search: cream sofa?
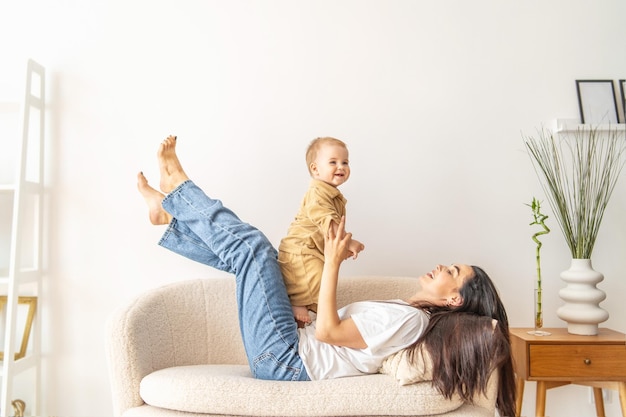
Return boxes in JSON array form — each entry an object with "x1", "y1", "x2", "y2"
[{"x1": 106, "y1": 276, "x2": 497, "y2": 417}]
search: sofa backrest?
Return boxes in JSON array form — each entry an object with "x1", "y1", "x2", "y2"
[{"x1": 130, "y1": 276, "x2": 420, "y2": 366}]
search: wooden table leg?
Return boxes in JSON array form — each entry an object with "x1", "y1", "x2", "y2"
[
  {"x1": 535, "y1": 381, "x2": 571, "y2": 417},
  {"x1": 618, "y1": 382, "x2": 626, "y2": 417},
  {"x1": 535, "y1": 381, "x2": 548, "y2": 417},
  {"x1": 593, "y1": 387, "x2": 605, "y2": 417},
  {"x1": 515, "y1": 377, "x2": 525, "y2": 417}
]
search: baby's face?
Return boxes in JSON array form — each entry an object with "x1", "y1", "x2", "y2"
[{"x1": 311, "y1": 144, "x2": 350, "y2": 187}]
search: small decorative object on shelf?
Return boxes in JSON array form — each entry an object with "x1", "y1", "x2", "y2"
[
  {"x1": 575, "y1": 80, "x2": 619, "y2": 124},
  {"x1": 619, "y1": 80, "x2": 626, "y2": 123},
  {"x1": 527, "y1": 198, "x2": 551, "y2": 336},
  {"x1": 11, "y1": 399, "x2": 25, "y2": 417},
  {"x1": 0, "y1": 296, "x2": 37, "y2": 360}
]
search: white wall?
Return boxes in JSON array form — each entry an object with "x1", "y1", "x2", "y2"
[{"x1": 2, "y1": 1, "x2": 626, "y2": 416}]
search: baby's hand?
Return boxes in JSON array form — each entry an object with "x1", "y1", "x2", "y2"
[{"x1": 346, "y1": 239, "x2": 365, "y2": 260}]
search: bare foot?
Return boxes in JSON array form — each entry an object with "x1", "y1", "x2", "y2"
[
  {"x1": 158, "y1": 135, "x2": 190, "y2": 193},
  {"x1": 292, "y1": 305, "x2": 312, "y2": 325},
  {"x1": 137, "y1": 172, "x2": 172, "y2": 225}
]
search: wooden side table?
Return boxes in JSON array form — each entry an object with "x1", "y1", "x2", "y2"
[{"x1": 510, "y1": 328, "x2": 626, "y2": 417}]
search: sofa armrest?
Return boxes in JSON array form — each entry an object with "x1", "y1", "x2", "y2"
[
  {"x1": 106, "y1": 291, "x2": 199, "y2": 415},
  {"x1": 106, "y1": 299, "x2": 155, "y2": 415},
  {"x1": 105, "y1": 278, "x2": 247, "y2": 416}
]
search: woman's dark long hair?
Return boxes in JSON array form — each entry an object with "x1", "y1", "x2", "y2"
[{"x1": 408, "y1": 266, "x2": 516, "y2": 417}]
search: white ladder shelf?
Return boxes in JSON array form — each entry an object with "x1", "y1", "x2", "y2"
[{"x1": 0, "y1": 59, "x2": 45, "y2": 417}]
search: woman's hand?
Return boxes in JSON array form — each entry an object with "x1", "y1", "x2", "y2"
[
  {"x1": 326, "y1": 217, "x2": 364, "y2": 260},
  {"x1": 324, "y1": 216, "x2": 353, "y2": 266}
]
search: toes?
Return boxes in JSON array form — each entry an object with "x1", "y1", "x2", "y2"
[
  {"x1": 162, "y1": 135, "x2": 177, "y2": 148},
  {"x1": 137, "y1": 172, "x2": 148, "y2": 188}
]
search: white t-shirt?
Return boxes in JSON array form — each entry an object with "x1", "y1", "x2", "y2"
[{"x1": 297, "y1": 300, "x2": 428, "y2": 380}]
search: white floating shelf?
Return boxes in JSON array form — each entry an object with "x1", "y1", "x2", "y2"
[{"x1": 553, "y1": 118, "x2": 626, "y2": 133}]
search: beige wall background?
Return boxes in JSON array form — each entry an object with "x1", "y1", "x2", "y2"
[{"x1": 2, "y1": 1, "x2": 625, "y2": 415}]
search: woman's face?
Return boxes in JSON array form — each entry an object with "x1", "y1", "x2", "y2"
[{"x1": 414, "y1": 264, "x2": 475, "y2": 306}]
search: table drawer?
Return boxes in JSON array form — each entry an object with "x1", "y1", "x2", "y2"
[{"x1": 529, "y1": 345, "x2": 626, "y2": 378}]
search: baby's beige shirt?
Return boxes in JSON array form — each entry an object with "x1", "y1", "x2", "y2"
[{"x1": 278, "y1": 179, "x2": 347, "y2": 260}]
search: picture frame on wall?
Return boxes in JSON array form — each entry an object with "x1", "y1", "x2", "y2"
[
  {"x1": 619, "y1": 80, "x2": 626, "y2": 123},
  {"x1": 575, "y1": 80, "x2": 619, "y2": 124}
]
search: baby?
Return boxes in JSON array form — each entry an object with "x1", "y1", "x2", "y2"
[{"x1": 278, "y1": 137, "x2": 364, "y2": 325}]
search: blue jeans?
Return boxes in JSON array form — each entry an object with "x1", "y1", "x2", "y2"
[{"x1": 158, "y1": 180, "x2": 309, "y2": 381}]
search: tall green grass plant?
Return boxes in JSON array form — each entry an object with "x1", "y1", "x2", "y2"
[{"x1": 524, "y1": 126, "x2": 626, "y2": 259}]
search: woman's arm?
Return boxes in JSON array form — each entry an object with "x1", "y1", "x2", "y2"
[{"x1": 314, "y1": 216, "x2": 367, "y2": 349}]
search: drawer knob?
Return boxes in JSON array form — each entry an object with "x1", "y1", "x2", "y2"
[{"x1": 584, "y1": 358, "x2": 591, "y2": 365}]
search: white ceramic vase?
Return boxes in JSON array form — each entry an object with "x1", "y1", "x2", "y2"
[{"x1": 556, "y1": 258, "x2": 609, "y2": 335}]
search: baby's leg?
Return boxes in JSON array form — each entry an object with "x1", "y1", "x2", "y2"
[{"x1": 292, "y1": 305, "x2": 311, "y2": 326}]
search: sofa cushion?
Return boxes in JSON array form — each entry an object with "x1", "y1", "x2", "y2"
[
  {"x1": 140, "y1": 364, "x2": 464, "y2": 416},
  {"x1": 380, "y1": 346, "x2": 433, "y2": 385}
]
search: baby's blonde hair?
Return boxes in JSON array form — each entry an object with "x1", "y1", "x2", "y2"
[{"x1": 305, "y1": 137, "x2": 348, "y2": 175}]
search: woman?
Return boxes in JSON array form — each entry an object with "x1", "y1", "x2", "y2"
[{"x1": 138, "y1": 136, "x2": 516, "y2": 416}]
